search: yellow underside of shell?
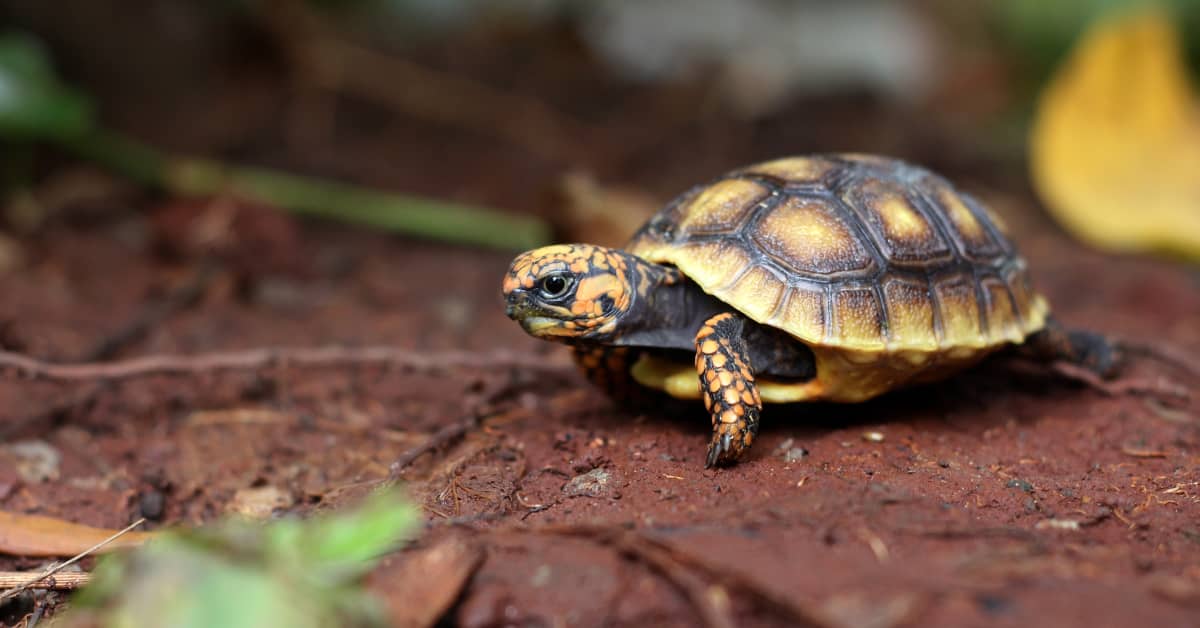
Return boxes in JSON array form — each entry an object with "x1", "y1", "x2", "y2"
[{"x1": 631, "y1": 344, "x2": 1001, "y2": 403}]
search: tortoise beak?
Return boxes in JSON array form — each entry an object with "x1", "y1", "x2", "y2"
[{"x1": 504, "y1": 290, "x2": 529, "y2": 320}]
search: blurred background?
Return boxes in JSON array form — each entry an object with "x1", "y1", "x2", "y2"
[
  {"x1": 1, "y1": 0, "x2": 1198, "y2": 282},
  {"x1": 1, "y1": 5, "x2": 1199, "y2": 625}
]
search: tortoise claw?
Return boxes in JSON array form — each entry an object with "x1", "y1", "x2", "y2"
[
  {"x1": 704, "y1": 413, "x2": 758, "y2": 468},
  {"x1": 705, "y1": 433, "x2": 735, "y2": 468}
]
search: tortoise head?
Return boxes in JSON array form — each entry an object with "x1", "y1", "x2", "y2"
[{"x1": 502, "y1": 244, "x2": 637, "y2": 340}]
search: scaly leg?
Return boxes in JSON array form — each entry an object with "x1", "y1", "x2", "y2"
[
  {"x1": 695, "y1": 312, "x2": 762, "y2": 468},
  {"x1": 1024, "y1": 316, "x2": 1122, "y2": 378},
  {"x1": 571, "y1": 344, "x2": 645, "y2": 404}
]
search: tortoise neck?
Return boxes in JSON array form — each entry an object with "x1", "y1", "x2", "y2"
[
  {"x1": 610, "y1": 258, "x2": 727, "y2": 350},
  {"x1": 625, "y1": 257, "x2": 683, "y2": 324}
]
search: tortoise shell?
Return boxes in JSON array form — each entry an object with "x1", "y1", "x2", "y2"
[{"x1": 627, "y1": 155, "x2": 1049, "y2": 362}]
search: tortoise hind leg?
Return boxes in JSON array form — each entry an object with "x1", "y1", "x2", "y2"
[
  {"x1": 1023, "y1": 317, "x2": 1122, "y2": 378},
  {"x1": 695, "y1": 312, "x2": 762, "y2": 468}
]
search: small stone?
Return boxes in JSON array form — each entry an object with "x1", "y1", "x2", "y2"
[
  {"x1": 227, "y1": 486, "x2": 294, "y2": 519},
  {"x1": 783, "y1": 448, "x2": 808, "y2": 463},
  {"x1": 1006, "y1": 479, "x2": 1034, "y2": 493},
  {"x1": 4, "y1": 440, "x2": 61, "y2": 483},
  {"x1": 862, "y1": 431, "x2": 885, "y2": 442},
  {"x1": 530, "y1": 564, "x2": 553, "y2": 588},
  {"x1": 1035, "y1": 518, "x2": 1080, "y2": 531},
  {"x1": 563, "y1": 468, "x2": 613, "y2": 498}
]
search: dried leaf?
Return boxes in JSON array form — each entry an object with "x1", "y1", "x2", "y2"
[
  {"x1": 0, "y1": 511, "x2": 153, "y2": 557},
  {"x1": 1030, "y1": 8, "x2": 1200, "y2": 260}
]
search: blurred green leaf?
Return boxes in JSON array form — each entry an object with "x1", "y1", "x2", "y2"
[
  {"x1": 0, "y1": 32, "x2": 94, "y2": 140},
  {"x1": 278, "y1": 489, "x2": 419, "y2": 572},
  {"x1": 60, "y1": 489, "x2": 419, "y2": 628}
]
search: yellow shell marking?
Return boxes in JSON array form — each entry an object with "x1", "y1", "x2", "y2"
[
  {"x1": 938, "y1": 189, "x2": 984, "y2": 242},
  {"x1": 677, "y1": 179, "x2": 766, "y2": 234},
  {"x1": 722, "y1": 266, "x2": 785, "y2": 323},
  {"x1": 743, "y1": 157, "x2": 833, "y2": 183},
  {"x1": 754, "y1": 197, "x2": 864, "y2": 273},
  {"x1": 878, "y1": 194, "x2": 930, "y2": 240},
  {"x1": 882, "y1": 279, "x2": 938, "y2": 350}
]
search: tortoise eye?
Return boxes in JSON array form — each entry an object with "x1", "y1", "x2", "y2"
[{"x1": 538, "y1": 274, "x2": 572, "y2": 299}]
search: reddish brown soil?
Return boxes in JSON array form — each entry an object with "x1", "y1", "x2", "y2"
[{"x1": 0, "y1": 15, "x2": 1198, "y2": 628}]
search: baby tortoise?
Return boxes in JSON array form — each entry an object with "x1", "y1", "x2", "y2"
[{"x1": 503, "y1": 155, "x2": 1118, "y2": 468}]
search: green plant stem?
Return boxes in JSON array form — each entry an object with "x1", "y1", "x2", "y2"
[
  {"x1": 62, "y1": 129, "x2": 166, "y2": 187},
  {"x1": 61, "y1": 129, "x2": 551, "y2": 251}
]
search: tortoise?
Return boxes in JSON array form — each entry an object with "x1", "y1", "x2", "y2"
[{"x1": 502, "y1": 155, "x2": 1118, "y2": 467}]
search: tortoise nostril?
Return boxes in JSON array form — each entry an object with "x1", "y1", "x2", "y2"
[{"x1": 504, "y1": 291, "x2": 525, "y2": 318}]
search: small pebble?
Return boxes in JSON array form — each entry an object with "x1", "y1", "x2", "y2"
[
  {"x1": 139, "y1": 489, "x2": 166, "y2": 521},
  {"x1": 4, "y1": 440, "x2": 61, "y2": 483},
  {"x1": 228, "y1": 486, "x2": 294, "y2": 519},
  {"x1": 862, "y1": 431, "x2": 885, "y2": 443},
  {"x1": 783, "y1": 448, "x2": 808, "y2": 463},
  {"x1": 1006, "y1": 479, "x2": 1034, "y2": 493},
  {"x1": 563, "y1": 468, "x2": 613, "y2": 498}
]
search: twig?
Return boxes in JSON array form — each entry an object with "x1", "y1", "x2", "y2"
[
  {"x1": 0, "y1": 346, "x2": 573, "y2": 383},
  {"x1": 26, "y1": 600, "x2": 45, "y2": 628},
  {"x1": 388, "y1": 372, "x2": 526, "y2": 480},
  {"x1": 0, "y1": 518, "x2": 145, "y2": 602},
  {"x1": 498, "y1": 524, "x2": 834, "y2": 628},
  {"x1": 612, "y1": 535, "x2": 737, "y2": 628},
  {"x1": 894, "y1": 525, "x2": 1041, "y2": 544},
  {"x1": 387, "y1": 416, "x2": 481, "y2": 480},
  {"x1": 82, "y1": 260, "x2": 219, "y2": 361},
  {"x1": 0, "y1": 572, "x2": 89, "y2": 590}
]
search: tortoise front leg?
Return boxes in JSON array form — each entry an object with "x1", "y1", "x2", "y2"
[{"x1": 695, "y1": 312, "x2": 762, "y2": 468}]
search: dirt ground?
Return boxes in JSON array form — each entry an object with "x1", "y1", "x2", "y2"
[{"x1": 1, "y1": 17, "x2": 1199, "y2": 628}]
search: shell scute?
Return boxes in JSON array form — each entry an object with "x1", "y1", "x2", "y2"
[
  {"x1": 751, "y1": 196, "x2": 877, "y2": 277},
  {"x1": 675, "y1": 179, "x2": 767, "y2": 236},
  {"x1": 839, "y1": 176, "x2": 954, "y2": 266},
  {"x1": 832, "y1": 287, "x2": 886, "y2": 351},
  {"x1": 737, "y1": 156, "x2": 837, "y2": 185},
  {"x1": 880, "y1": 276, "x2": 938, "y2": 350}
]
